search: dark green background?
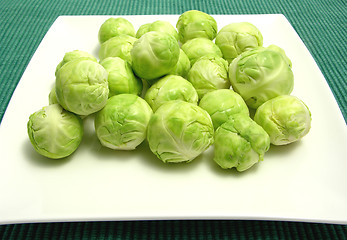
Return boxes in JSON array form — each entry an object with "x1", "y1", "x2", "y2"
[{"x1": 0, "y1": 0, "x2": 346, "y2": 239}]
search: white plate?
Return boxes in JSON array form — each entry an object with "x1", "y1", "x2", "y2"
[{"x1": 0, "y1": 14, "x2": 346, "y2": 225}]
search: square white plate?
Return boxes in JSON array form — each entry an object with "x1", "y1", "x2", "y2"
[{"x1": 0, "y1": 14, "x2": 346, "y2": 225}]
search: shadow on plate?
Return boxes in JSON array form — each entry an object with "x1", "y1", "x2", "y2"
[{"x1": 22, "y1": 140, "x2": 72, "y2": 167}]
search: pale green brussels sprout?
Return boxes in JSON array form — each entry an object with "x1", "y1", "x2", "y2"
[
  {"x1": 147, "y1": 100, "x2": 214, "y2": 163},
  {"x1": 55, "y1": 59, "x2": 109, "y2": 116},
  {"x1": 131, "y1": 31, "x2": 180, "y2": 82},
  {"x1": 49, "y1": 84, "x2": 58, "y2": 104},
  {"x1": 229, "y1": 46, "x2": 294, "y2": 109},
  {"x1": 168, "y1": 49, "x2": 191, "y2": 79},
  {"x1": 187, "y1": 55, "x2": 229, "y2": 99},
  {"x1": 98, "y1": 17, "x2": 136, "y2": 43},
  {"x1": 136, "y1": 20, "x2": 179, "y2": 41},
  {"x1": 176, "y1": 10, "x2": 217, "y2": 44},
  {"x1": 100, "y1": 57, "x2": 142, "y2": 97},
  {"x1": 214, "y1": 114, "x2": 270, "y2": 171},
  {"x1": 98, "y1": 35, "x2": 137, "y2": 64},
  {"x1": 254, "y1": 95, "x2": 312, "y2": 145},
  {"x1": 144, "y1": 75, "x2": 198, "y2": 111},
  {"x1": 27, "y1": 104, "x2": 83, "y2": 159},
  {"x1": 55, "y1": 50, "x2": 97, "y2": 76},
  {"x1": 215, "y1": 22, "x2": 263, "y2": 63},
  {"x1": 267, "y1": 44, "x2": 292, "y2": 67},
  {"x1": 95, "y1": 94, "x2": 153, "y2": 150},
  {"x1": 199, "y1": 89, "x2": 249, "y2": 130},
  {"x1": 181, "y1": 38, "x2": 223, "y2": 65}
]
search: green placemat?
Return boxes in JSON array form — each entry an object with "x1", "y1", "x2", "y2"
[{"x1": 0, "y1": 0, "x2": 346, "y2": 239}]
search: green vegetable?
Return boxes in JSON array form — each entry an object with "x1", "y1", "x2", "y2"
[
  {"x1": 176, "y1": 10, "x2": 218, "y2": 44},
  {"x1": 27, "y1": 104, "x2": 84, "y2": 159},
  {"x1": 215, "y1": 22, "x2": 263, "y2": 64},
  {"x1": 48, "y1": 84, "x2": 58, "y2": 105},
  {"x1": 254, "y1": 95, "x2": 312, "y2": 145},
  {"x1": 94, "y1": 94, "x2": 153, "y2": 150},
  {"x1": 229, "y1": 45, "x2": 294, "y2": 109},
  {"x1": 181, "y1": 38, "x2": 223, "y2": 66},
  {"x1": 187, "y1": 55, "x2": 229, "y2": 99},
  {"x1": 131, "y1": 31, "x2": 180, "y2": 83},
  {"x1": 199, "y1": 89, "x2": 249, "y2": 130},
  {"x1": 100, "y1": 57, "x2": 142, "y2": 97},
  {"x1": 55, "y1": 50, "x2": 97, "y2": 76},
  {"x1": 168, "y1": 49, "x2": 191, "y2": 79},
  {"x1": 214, "y1": 114, "x2": 270, "y2": 171},
  {"x1": 98, "y1": 17, "x2": 136, "y2": 43},
  {"x1": 98, "y1": 35, "x2": 137, "y2": 64},
  {"x1": 147, "y1": 100, "x2": 214, "y2": 163},
  {"x1": 136, "y1": 20, "x2": 179, "y2": 41},
  {"x1": 144, "y1": 75, "x2": 198, "y2": 111},
  {"x1": 55, "y1": 59, "x2": 109, "y2": 116}
]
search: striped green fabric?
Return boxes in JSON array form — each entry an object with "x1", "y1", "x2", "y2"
[{"x1": 0, "y1": 0, "x2": 346, "y2": 239}]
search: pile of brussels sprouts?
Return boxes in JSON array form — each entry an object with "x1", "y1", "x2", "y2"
[{"x1": 27, "y1": 10, "x2": 312, "y2": 172}]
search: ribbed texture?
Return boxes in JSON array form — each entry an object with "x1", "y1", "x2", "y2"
[
  {"x1": 1, "y1": 220, "x2": 347, "y2": 239},
  {"x1": 0, "y1": 0, "x2": 346, "y2": 239}
]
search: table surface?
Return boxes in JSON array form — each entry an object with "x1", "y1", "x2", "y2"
[{"x1": 0, "y1": 0, "x2": 346, "y2": 239}]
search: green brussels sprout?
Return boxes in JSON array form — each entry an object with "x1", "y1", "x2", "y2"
[
  {"x1": 48, "y1": 84, "x2": 58, "y2": 105},
  {"x1": 254, "y1": 95, "x2": 312, "y2": 145},
  {"x1": 176, "y1": 10, "x2": 218, "y2": 44},
  {"x1": 94, "y1": 94, "x2": 153, "y2": 150},
  {"x1": 181, "y1": 38, "x2": 223, "y2": 65},
  {"x1": 215, "y1": 22, "x2": 263, "y2": 63},
  {"x1": 199, "y1": 89, "x2": 249, "y2": 130},
  {"x1": 214, "y1": 114, "x2": 270, "y2": 171},
  {"x1": 55, "y1": 50, "x2": 97, "y2": 76},
  {"x1": 55, "y1": 59, "x2": 109, "y2": 116},
  {"x1": 168, "y1": 49, "x2": 191, "y2": 79},
  {"x1": 98, "y1": 35, "x2": 137, "y2": 64},
  {"x1": 144, "y1": 75, "x2": 198, "y2": 111},
  {"x1": 187, "y1": 55, "x2": 229, "y2": 99},
  {"x1": 229, "y1": 46, "x2": 294, "y2": 109},
  {"x1": 136, "y1": 20, "x2": 179, "y2": 41},
  {"x1": 100, "y1": 57, "x2": 142, "y2": 97},
  {"x1": 147, "y1": 100, "x2": 214, "y2": 163},
  {"x1": 267, "y1": 44, "x2": 292, "y2": 67},
  {"x1": 131, "y1": 31, "x2": 180, "y2": 82},
  {"x1": 27, "y1": 104, "x2": 84, "y2": 159},
  {"x1": 98, "y1": 17, "x2": 136, "y2": 43}
]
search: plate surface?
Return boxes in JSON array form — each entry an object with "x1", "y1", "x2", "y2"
[{"x1": 0, "y1": 14, "x2": 346, "y2": 225}]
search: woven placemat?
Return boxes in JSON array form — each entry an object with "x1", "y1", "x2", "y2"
[{"x1": 0, "y1": 0, "x2": 346, "y2": 239}]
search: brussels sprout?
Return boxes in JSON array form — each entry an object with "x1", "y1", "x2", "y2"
[
  {"x1": 267, "y1": 44, "x2": 292, "y2": 67},
  {"x1": 98, "y1": 35, "x2": 137, "y2": 64},
  {"x1": 181, "y1": 38, "x2": 223, "y2": 65},
  {"x1": 49, "y1": 84, "x2": 58, "y2": 105},
  {"x1": 144, "y1": 75, "x2": 198, "y2": 111},
  {"x1": 199, "y1": 89, "x2": 249, "y2": 130},
  {"x1": 136, "y1": 20, "x2": 179, "y2": 41},
  {"x1": 131, "y1": 31, "x2": 180, "y2": 82},
  {"x1": 100, "y1": 57, "x2": 142, "y2": 97},
  {"x1": 55, "y1": 50, "x2": 97, "y2": 76},
  {"x1": 98, "y1": 17, "x2": 136, "y2": 43},
  {"x1": 254, "y1": 95, "x2": 311, "y2": 145},
  {"x1": 27, "y1": 104, "x2": 83, "y2": 159},
  {"x1": 187, "y1": 55, "x2": 229, "y2": 99},
  {"x1": 214, "y1": 114, "x2": 270, "y2": 171},
  {"x1": 215, "y1": 22, "x2": 263, "y2": 63},
  {"x1": 176, "y1": 10, "x2": 217, "y2": 44},
  {"x1": 95, "y1": 94, "x2": 153, "y2": 150},
  {"x1": 55, "y1": 59, "x2": 109, "y2": 116},
  {"x1": 147, "y1": 100, "x2": 214, "y2": 163},
  {"x1": 229, "y1": 46, "x2": 294, "y2": 109},
  {"x1": 168, "y1": 49, "x2": 191, "y2": 79}
]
